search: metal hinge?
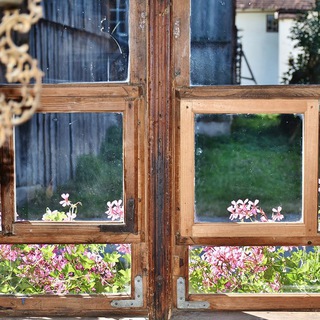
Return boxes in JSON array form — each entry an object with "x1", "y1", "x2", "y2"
[
  {"x1": 111, "y1": 276, "x2": 143, "y2": 308},
  {"x1": 177, "y1": 277, "x2": 210, "y2": 309}
]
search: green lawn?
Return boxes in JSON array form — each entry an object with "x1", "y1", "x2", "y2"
[{"x1": 195, "y1": 114, "x2": 302, "y2": 220}]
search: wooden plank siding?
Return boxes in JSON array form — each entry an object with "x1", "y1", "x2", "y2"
[{"x1": 30, "y1": 0, "x2": 129, "y2": 83}]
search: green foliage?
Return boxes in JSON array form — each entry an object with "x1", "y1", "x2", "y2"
[
  {"x1": 0, "y1": 244, "x2": 131, "y2": 295},
  {"x1": 195, "y1": 115, "x2": 302, "y2": 217},
  {"x1": 17, "y1": 124, "x2": 123, "y2": 220},
  {"x1": 75, "y1": 155, "x2": 103, "y2": 185},
  {"x1": 283, "y1": 1, "x2": 320, "y2": 84},
  {"x1": 0, "y1": 200, "x2": 130, "y2": 295},
  {"x1": 189, "y1": 246, "x2": 320, "y2": 294},
  {"x1": 71, "y1": 125, "x2": 123, "y2": 218},
  {"x1": 99, "y1": 125, "x2": 123, "y2": 163}
]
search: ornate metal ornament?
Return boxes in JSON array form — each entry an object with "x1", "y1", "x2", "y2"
[{"x1": 0, "y1": 0, "x2": 42, "y2": 146}]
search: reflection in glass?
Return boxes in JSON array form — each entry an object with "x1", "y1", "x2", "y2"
[
  {"x1": 189, "y1": 246, "x2": 320, "y2": 294},
  {"x1": 190, "y1": 0, "x2": 235, "y2": 85},
  {"x1": 0, "y1": 243, "x2": 131, "y2": 294},
  {"x1": 15, "y1": 113, "x2": 123, "y2": 221},
  {"x1": 190, "y1": 0, "x2": 318, "y2": 86},
  {"x1": 195, "y1": 113, "x2": 303, "y2": 223},
  {"x1": 30, "y1": 0, "x2": 129, "y2": 83}
]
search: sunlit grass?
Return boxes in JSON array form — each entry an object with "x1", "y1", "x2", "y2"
[{"x1": 195, "y1": 114, "x2": 302, "y2": 218}]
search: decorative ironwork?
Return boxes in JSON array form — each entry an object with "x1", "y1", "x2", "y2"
[{"x1": 0, "y1": 0, "x2": 42, "y2": 146}]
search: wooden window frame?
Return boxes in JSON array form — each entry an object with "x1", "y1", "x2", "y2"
[
  {"x1": 0, "y1": 1, "x2": 148, "y2": 316},
  {"x1": 0, "y1": 84, "x2": 148, "y2": 316},
  {"x1": 0, "y1": 0, "x2": 147, "y2": 243},
  {"x1": 174, "y1": 88, "x2": 320, "y2": 248},
  {"x1": 173, "y1": 87, "x2": 320, "y2": 312},
  {"x1": 1, "y1": 84, "x2": 144, "y2": 243},
  {"x1": 172, "y1": 1, "x2": 320, "y2": 314},
  {"x1": 178, "y1": 96, "x2": 319, "y2": 241}
]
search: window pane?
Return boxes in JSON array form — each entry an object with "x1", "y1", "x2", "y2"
[
  {"x1": 195, "y1": 114, "x2": 303, "y2": 223},
  {"x1": 30, "y1": 0, "x2": 129, "y2": 83},
  {"x1": 0, "y1": 243, "x2": 131, "y2": 294},
  {"x1": 189, "y1": 246, "x2": 320, "y2": 294},
  {"x1": 190, "y1": 0, "x2": 235, "y2": 85},
  {"x1": 15, "y1": 113, "x2": 124, "y2": 222},
  {"x1": 190, "y1": 0, "x2": 318, "y2": 85}
]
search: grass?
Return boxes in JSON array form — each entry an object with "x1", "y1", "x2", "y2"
[
  {"x1": 195, "y1": 114, "x2": 303, "y2": 219},
  {"x1": 18, "y1": 115, "x2": 303, "y2": 222},
  {"x1": 17, "y1": 126, "x2": 123, "y2": 221}
]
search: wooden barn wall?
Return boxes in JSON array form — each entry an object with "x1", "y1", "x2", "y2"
[
  {"x1": 15, "y1": 113, "x2": 120, "y2": 190},
  {"x1": 29, "y1": 0, "x2": 129, "y2": 83},
  {"x1": 190, "y1": 0, "x2": 236, "y2": 85},
  {"x1": 14, "y1": 0, "x2": 128, "y2": 191}
]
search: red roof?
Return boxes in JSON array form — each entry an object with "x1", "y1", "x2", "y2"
[{"x1": 237, "y1": 0, "x2": 315, "y2": 10}]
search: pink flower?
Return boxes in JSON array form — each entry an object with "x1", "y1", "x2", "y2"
[
  {"x1": 272, "y1": 206, "x2": 284, "y2": 221},
  {"x1": 227, "y1": 201, "x2": 239, "y2": 220},
  {"x1": 117, "y1": 244, "x2": 131, "y2": 255},
  {"x1": 248, "y1": 199, "x2": 260, "y2": 217},
  {"x1": 59, "y1": 193, "x2": 71, "y2": 207},
  {"x1": 105, "y1": 200, "x2": 124, "y2": 221},
  {"x1": 260, "y1": 214, "x2": 268, "y2": 222},
  {"x1": 63, "y1": 211, "x2": 76, "y2": 221}
]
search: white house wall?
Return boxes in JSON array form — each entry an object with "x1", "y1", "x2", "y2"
[
  {"x1": 236, "y1": 11, "x2": 279, "y2": 85},
  {"x1": 278, "y1": 17, "x2": 298, "y2": 84}
]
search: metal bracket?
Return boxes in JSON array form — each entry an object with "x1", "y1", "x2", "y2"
[
  {"x1": 177, "y1": 277, "x2": 210, "y2": 309},
  {"x1": 111, "y1": 276, "x2": 143, "y2": 308}
]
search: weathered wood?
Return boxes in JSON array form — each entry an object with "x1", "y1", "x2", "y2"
[
  {"x1": 171, "y1": 311, "x2": 320, "y2": 320},
  {"x1": 178, "y1": 98, "x2": 319, "y2": 240},
  {"x1": 177, "y1": 235, "x2": 320, "y2": 246},
  {"x1": 190, "y1": 0, "x2": 236, "y2": 85},
  {"x1": 0, "y1": 295, "x2": 147, "y2": 317},
  {"x1": 130, "y1": 0, "x2": 147, "y2": 84},
  {"x1": 0, "y1": 84, "x2": 141, "y2": 98},
  {"x1": 15, "y1": 112, "x2": 121, "y2": 197},
  {"x1": 190, "y1": 294, "x2": 320, "y2": 311},
  {"x1": 0, "y1": 137, "x2": 15, "y2": 235},
  {"x1": 147, "y1": 0, "x2": 173, "y2": 319},
  {"x1": 172, "y1": 0, "x2": 190, "y2": 86},
  {"x1": 177, "y1": 85, "x2": 320, "y2": 99}
]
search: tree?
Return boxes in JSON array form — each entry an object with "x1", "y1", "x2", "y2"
[{"x1": 283, "y1": 0, "x2": 320, "y2": 84}]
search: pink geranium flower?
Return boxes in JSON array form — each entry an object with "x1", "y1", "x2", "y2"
[
  {"x1": 59, "y1": 193, "x2": 71, "y2": 207},
  {"x1": 105, "y1": 200, "x2": 124, "y2": 221},
  {"x1": 272, "y1": 206, "x2": 284, "y2": 221}
]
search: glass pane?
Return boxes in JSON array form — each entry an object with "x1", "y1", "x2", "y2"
[
  {"x1": 190, "y1": 0, "x2": 235, "y2": 85},
  {"x1": 189, "y1": 246, "x2": 320, "y2": 294},
  {"x1": 31, "y1": 0, "x2": 129, "y2": 83},
  {"x1": 191, "y1": 0, "x2": 319, "y2": 85},
  {"x1": 0, "y1": 243, "x2": 131, "y2": 294},
  {"x1": 195, "y1": 114, "x2": 303, "y2": 223},
  {"x1": 15, "y1": 113, "x2": 124, "y2": 222}
]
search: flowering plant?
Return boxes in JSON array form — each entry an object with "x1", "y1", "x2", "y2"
[
  {"x1": 189, "y1": 199, "x2": 320, "y2": 294},
  {"x1": 227, "y1": 199, "x2": 283, "y2": 222},
  {"x1": 0, "y1": 194, "x2": 131, "y2": 295}
]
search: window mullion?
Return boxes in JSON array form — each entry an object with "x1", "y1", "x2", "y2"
[{"x1": 1, "y1": 135, "x2": 15, "y2": 235}]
